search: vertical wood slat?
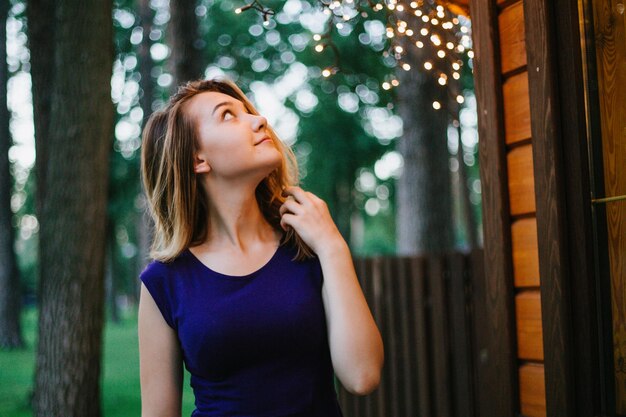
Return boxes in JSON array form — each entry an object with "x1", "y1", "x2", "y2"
[
  {"x1": 555, "y1": 0, "x2": 599, "y2": 414},
  {"x1": 522, "y1": 0, "x2": 575, "y2": 415},
  {"x1": 411, "y1": 256, "x2": 432, "y2": 417},
  {"x1": 397, "y1": 257, "x2": 415, "y2": 417},
  {"x1": 339, "y1": 251, "x2": 482, "y2": 417},
  {"x1": 382, "y1": 256, "x2": 400, "y2": 417},
  {"x1": 469, "y1": 0, "x2": 519, "y2": 416},
  {"x1": 448, "y1": 253, "x2": 475, "y2": 416},
  {"x1": 468, "y1": 249, "x2": 487, "y2": 417},
  {"x1": 429, "y1": 256, "x2": 452, "y2": 417}
]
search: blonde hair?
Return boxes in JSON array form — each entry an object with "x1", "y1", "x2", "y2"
[{"x1": 141, "y1": 78, "x2": 314, "y2": 262}]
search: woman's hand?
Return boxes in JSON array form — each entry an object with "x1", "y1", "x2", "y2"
[{"x1": 279, "y1": 185, "x2": 344, "y2": 256}]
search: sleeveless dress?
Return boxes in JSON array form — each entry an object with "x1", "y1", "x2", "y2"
[{"x1": 139, "y1": 241, "x2": 344, "y2": 417}]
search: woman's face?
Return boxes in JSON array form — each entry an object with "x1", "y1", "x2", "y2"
[{"x1": 186, "y1": 91, "x2": 282, "y2": 181}]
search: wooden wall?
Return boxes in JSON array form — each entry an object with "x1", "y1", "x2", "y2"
[
  {"x1": 497, "y1": 1, "x2": 546, "y2": 415},
  {"x1": 591, "y1": 0, "x2": 626, "y2": 411},
  {"x1": 470, "y1": 0, "x2": 547, "y2": 415}
]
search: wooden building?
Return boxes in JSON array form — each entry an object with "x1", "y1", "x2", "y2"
[{"x1": 447, "y1": 0, "x2": 626, "y2": 416}]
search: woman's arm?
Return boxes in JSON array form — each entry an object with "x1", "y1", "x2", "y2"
[
  {"x1": 138, "y1": 283, "x2": 183, "y2": 417},
  {"x1": 317, "y1": 240, "x2": 384, "y2": 396},
  {"x1": 279, "y1": 186, "x2": 384, "y2": 395}
]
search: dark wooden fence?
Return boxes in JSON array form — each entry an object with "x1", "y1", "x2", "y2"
[{"x1": 337, "y1": 250, "x2": 484, "y2": 417}]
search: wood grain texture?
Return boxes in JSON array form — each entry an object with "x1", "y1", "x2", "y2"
[
  {"x1": 523, "y1": 0, "x2": 575, "y2": 414},
  {"x1": 515, "y1": 290, "x2": 544, "y2": 360},
  {"x1": 511, "y1": 217, "x2": 540, "y2": 287},
  {"x1": 591, "y1": 0, "x2": 626, "y2": 410},
  {"x1": 503, "y1": 72, "x2": 532, "y2": 145},
  {"x1": 553, "y1": 0, "x2": 600, "y2": 414},
  {"x1": 337, "y1": 253, "x2": 481, "y2": 417},
  {"x1": 470, "y1": 0, "x2": 519, "y2": 415},
  {"x1": 499, "y1": 1, "x2": 527, "y2": 74},
  {"x1": 507, "y1": 144, "x2": 536, "y2": 215},
  {"x1": 519, "y1": 363, "x2": 547, "y2": 417}
]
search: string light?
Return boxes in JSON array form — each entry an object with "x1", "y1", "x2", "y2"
[{"x1": 234, "y1": 0, "x2": 474, "y2": 111}]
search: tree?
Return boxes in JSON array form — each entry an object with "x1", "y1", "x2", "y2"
[
  {"x1": 169, "y1": 0, "x2": 204, "y2": 87},
  {"x1": 28, "y1": 0, "x2": 114, "y2": 415},
  {"x1": 395, "y1": 36, "x2": 453, "y2": 255},
  {"x1": 0, "y1": 0, "x2": 24, "y2": 349}
]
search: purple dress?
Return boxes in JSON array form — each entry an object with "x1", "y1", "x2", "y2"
[{"x1": 139, "y1": 241, "x2": 344, "y2": 417}]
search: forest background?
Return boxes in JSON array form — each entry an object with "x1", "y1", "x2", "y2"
[{"x1": 0, "y1": 0, "x2": 481, "y2": 415}]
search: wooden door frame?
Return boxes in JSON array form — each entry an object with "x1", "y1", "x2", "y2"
[{"x1": 470, "y1": 0, "x2": 601, "y2": 415}]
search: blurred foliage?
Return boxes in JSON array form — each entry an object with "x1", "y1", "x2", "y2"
[{"x1": 7, "y1": 0, "x2": 481, "y2": 308}]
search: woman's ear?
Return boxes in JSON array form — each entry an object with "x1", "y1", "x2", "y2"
[{"x1": 194, "y1": 153, "x2": 211, "y2": 174}]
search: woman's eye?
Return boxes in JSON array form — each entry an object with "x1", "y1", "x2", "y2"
[{"x1": 222, "y1": 110, "x2": 235, "y2": 121}]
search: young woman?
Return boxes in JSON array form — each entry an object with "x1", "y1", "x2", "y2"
[{"x1": 138, "y1": 78, "x2": 384, "y2": 417}]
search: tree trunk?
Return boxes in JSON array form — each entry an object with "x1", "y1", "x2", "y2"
[
  {"x1": 456, "y1": 123, "x2": 478, "y2": 250},
  {"x1": 0, "y1": 0, "x2": 24, "y2": 350},
  {"x1": 30, "y1": 0, "x2": 114, "y2": 415},
  {"x1": 27, "y1": 0, "x2": 55, "y2": 216},
  {"x1": 395, "y1": 38, "x2": 454, "y2": 255},
  {"x1": 169, "y1": 0, "x2": 203, "y2": 88},
  {"x1": 105, "y1": 216, "x2": 120, "y2": 323},
  {"x1": 136, "y1": 0, "x2": 155, "y2": 291}
]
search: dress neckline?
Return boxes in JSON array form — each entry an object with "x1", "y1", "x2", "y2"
[{"x1": 185, "y1": 243, "x2": 283, "y2": 279}]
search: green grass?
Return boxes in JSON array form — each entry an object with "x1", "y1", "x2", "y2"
[{"x1": 0, "y1": 307, "x2": 195, "y2": 417}]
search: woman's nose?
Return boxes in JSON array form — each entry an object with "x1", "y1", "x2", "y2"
[{"x1": 252, "y1": 114, "x2": 267, "y2": 131}]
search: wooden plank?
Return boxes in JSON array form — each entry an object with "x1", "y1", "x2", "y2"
[
  {"x1": 396, "y1": 257, "x2": 415, "y2": 416},
  {"x1": 410, "y1": 256, "x2": 432, "y2": 417},
  {"x1": 447, "y1": 253, "x2": 475, "y2": 415},
  {"x1": 469, "y1": 0, "x2": 519, "y2": 415},
  {"x1": 523, "y1": 0, "x2": 576, "y2": 414},
  {"x1": 371, "y1": 257, "x2": 386, "y2": 417},
  {"x1": 502, "y1": 71, "x2": 532, "y2": 145},
  {"x1": 468, "y1": 249, "x2": 487, "y2": 417},
  {"x1": 507, "y1": 143, "x2": 536, "y2": 216},
  {"x1": 555, "y1": 0, "x2": 602, "y2": 413},
  {"x1": 591, "y1": 0, "x2": 626, "y2": 411},
  {"x1": 360, "y1": 257, "x2": 375, "y2": 417},
  {"x1": 429, "y1": 256, "x2": 452, "y2": 417},
  {"x1": 499, "y1": 1, "x2": 527, "y2": 74},
  {"x1": 515, "y1": 290, "x2": 544, "y2": 361},
  {"x1": 519, "y1": 363, "x2": 547, "y2": 417},
  {"x1": 381, "y1": 256, "x2": 400, "y2": 417},
  {"x1": 511, "y1": 217, "x2": 540, "y2": 287}
]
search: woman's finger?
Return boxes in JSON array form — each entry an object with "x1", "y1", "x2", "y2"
[
  {"x1": 280, "y1": 212, "x2": 297, "y2": 231},
  {"x1": 282, "y1": 186, "x2": 310, "y2": 206},
  {"x1": 279, "y1": 199, "x2": 303, "y2": 216}
]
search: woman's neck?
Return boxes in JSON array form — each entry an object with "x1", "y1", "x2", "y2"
[{"x1": 201, "y1": 181, "x2": 279, "y2": 253}]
